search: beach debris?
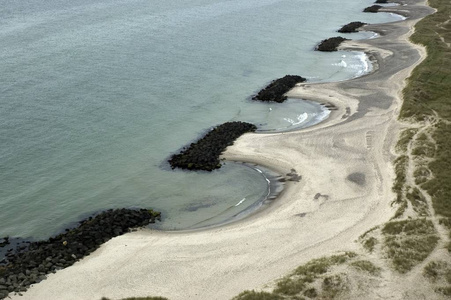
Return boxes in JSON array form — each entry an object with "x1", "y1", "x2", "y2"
[
  {"x1": 314, "y1": 193, "x2": 329, "y2": 200},
  {"x1": 342, "y1": 107, "x2": 351, "y2": 119},
  {"x1": 286, "y1": 169, "x2": 302, "y2": 182}
]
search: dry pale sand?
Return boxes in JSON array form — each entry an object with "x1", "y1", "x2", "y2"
[{"x1": 10, "y1": 1, "x2": 435, "y2": 299}]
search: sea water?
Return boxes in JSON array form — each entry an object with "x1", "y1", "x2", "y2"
[{"x1": 0, "y1": 0, "x2": 403, "y2": 238}]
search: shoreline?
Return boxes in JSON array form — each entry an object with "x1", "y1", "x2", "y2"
[
  {"x1": 158, "y1": 161, "x2": 285, "y2": 233},
  {"x1": 8, "y1": 1, "x2": 434, "y2": 299}
]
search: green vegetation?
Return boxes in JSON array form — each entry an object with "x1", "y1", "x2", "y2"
[
  {"x1": 292, "y1": 252, "x2": 357, "y2": 277},
  {"x1": 439, "y1": 218, "x2": 451, "y2": 229},
  {"x1": 424, "y1": 260, "x2": 451, "y2": 282},
  {"x1": 424, "y1": 260, "x2": 451, "y2": 296},
  {"x1": 382, "y1": 219, "x2": 439, "y2": 273},
  {"x1": 359, "y1": 226, "x2": 379, "y2": 239},
  {"x1": 321, "y1": 274, "x2": 348, "y2": 299},
  {"x1": 101, "y1": 297, "x2": 168, "y2": 300},
  {"x1": 232, "y1": 291, "x2": 284, "y2": 300},
  {"x1": 232, "y1": 253, "x2": 357, "y2": 299},
  {"x1": 396, "y1": 128, "x2": 418, "y2": 153},
  {"x1": 400, "y1": 0, "x2": 451, "y2": 219},
  {"x1": 391, "y1": 155, "x2": 409, "y2": 219},
  {"x1": 392, "y1": 155, "x2": 408, "y2": 202},
  {"x1": 406, "y1": 186, "x2": 429, "y2": 216},
  {"x1": 411, "y1": 138, "x2": 436, "y2": 157},
  {"x1": 422, "y1": 122, "x2": 451, "y2": 218},
  {"x1": 303, "y1": 288, "x2": 318, "y2": 298},
  {"x1": 362, "y1": 236, "x2": 378, "y2": 253},
  {"x1": 350, "y1": 260, "x2": 382, "y2": 276},
  {"x1": 413, "y1": 165, "x2": 431, "y2": 185},
  {"x1": 400, "y1": 0, "x2": 451, "y2": 120}
]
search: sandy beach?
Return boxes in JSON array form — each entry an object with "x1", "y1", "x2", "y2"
[{"x1": 10, "y1": 1, "x2": 435, "y2": 299}]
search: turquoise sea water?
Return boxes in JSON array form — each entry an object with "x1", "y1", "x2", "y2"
[{"x1": 0, "y1": 0, "x2": 403, "y2": 238}]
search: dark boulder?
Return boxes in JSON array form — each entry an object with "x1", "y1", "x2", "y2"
[
  {"x1": 0, "y1": 238, "x2": 9, "y2": 248},
  {"x1": 375, "y1": 0, "x2": 389, "y2": 3},
  {"x1": 252, "y1": 75, "x2": 306, "y2": 103},
  {"x1": 338, "y1": 22, "x2": 367, "y2": 33},
  {"x1": 315, "y1": 37, "x2": 349, "y2": 52},
  {"x1": 363, "y1": 5, "x2": 382, "y2": 13},
  {"x1": 168, "y1": 121, "x2": 257, "y2": 171}
]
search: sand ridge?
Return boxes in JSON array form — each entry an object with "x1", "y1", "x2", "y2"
[{"x1": 10, "y1": 1, "x2": 435, "y2": 299}]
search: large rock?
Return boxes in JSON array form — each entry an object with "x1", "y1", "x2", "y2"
[
  {"x1": 363, "y1": 5, "x2": 382, "y2": 13},
  {"x1": 169, "y1": 121, "x2": 257, "y2": 171},
  {"x1": 315, "y1": 37, "x2": 349, "y2": 52},
  {"x1": 252, "y1": 75, "x2": 306, "y2": 103},
  {"x1": 338, "y1": 22, "x2": 367, "y2": 33}
]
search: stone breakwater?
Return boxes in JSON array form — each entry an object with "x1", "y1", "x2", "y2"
[
  {"x1": 169, "y1": 121, "x2": 257, "y2": 171},
  {"x1": 364, "y1": 5, "x2": 382, "y2": 13},
  {"x1": 0, "y1": 208, "x2": 161, "y2": 299},
  {"x1": 169, "y1": 75, "x2": 308, "y2": 172},
  {"x1": 338, "y1": 21, "x2": 367, "y2": 33},
  {"x1": 252, "y1": 75, "x2": 306, "y2": 103},
  {"x1": 315, "y1": 37, "x2": 349, "y2": 52}
]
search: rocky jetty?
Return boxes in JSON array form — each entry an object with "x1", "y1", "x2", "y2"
[
  {"x1": 315, "y1": 37, "x2": 349, "y2": 52},
  {"x1": 169, "y1": 121, "x2": 257, "y2": 171},
  {"x1": 363, "y1": 5, "x2": 382, "y2": 13},
  {"x1": 252, "y1": 75, "x2": 306, "y2": 103},
  {"x1": 0, "y1": 208, "x2": 161, "y2": 299},
  {"x1": 338, "y1": 21, "x2": 367, "y2": 33}
]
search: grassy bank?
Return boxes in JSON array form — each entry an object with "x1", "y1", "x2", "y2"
[{"x1": 399, "y1": 0, "x2": 451, "y2": 221}]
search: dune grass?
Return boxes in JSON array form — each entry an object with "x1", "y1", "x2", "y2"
[
  {"x1": 234, "y1": 252, "x2": 357, "y2": 299},
  {"x1": 396, "y1": 128, "x2": 418, "y2": 153},
  {"x1": 382, "y1": 219, "x2": 439, "y2": 273},
  {"x1": 350, "y1": 260, "x2": 382, "y2": 276},
  {"x1": 424, "y1": 260, "x2": 451, "y2": 297},
  {"x1": 101, "y1": 297, "x2": 168, "y2": 300},
  {"x1": 399, "y1": 0, "x2": 451, "y2": 221}
]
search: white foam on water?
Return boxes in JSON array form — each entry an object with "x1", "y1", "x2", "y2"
[
  {"x1": 315, "y1": 107, "x2": 331, "y2": 123},
  {"x1": 390, "y1": 12, "x2": 407, "y2": 20},
  {"x1": 235, "y1": 198, "x2": 246, "y2": 206},
  {"x1": 283, "y1": 112, "x2": 308, "y2": 126}
]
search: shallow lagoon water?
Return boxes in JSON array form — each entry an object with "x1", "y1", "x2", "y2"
[{"x1": 0, "y1": 0, "x2": 403, "y2": 238}]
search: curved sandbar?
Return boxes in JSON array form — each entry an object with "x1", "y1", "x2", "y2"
[{"x1": 9, "y1": 1, "x2": 434, "y2": 299}]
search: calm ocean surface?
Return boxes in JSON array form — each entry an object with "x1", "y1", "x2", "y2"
[{"x1": 0, "y1": 0, "x2": 402, "y2": 238}]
